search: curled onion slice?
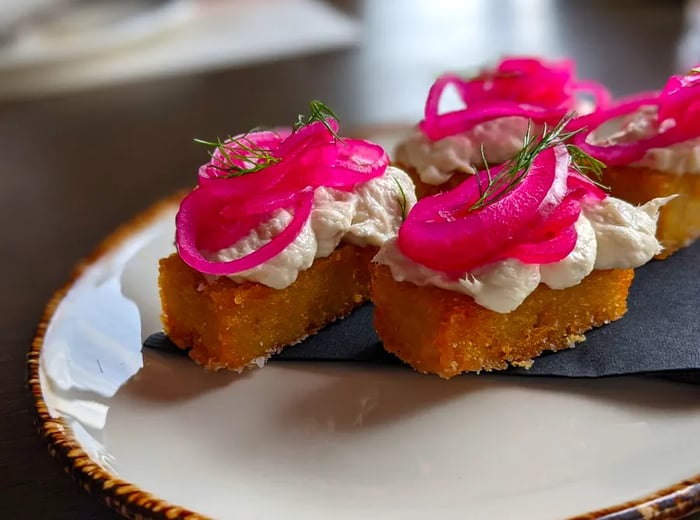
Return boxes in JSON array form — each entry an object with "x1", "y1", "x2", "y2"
[
  {"x1": 500, "y1": 224, "x2": 578, "y2": 265},
  {"x1": 571, "y1": 79, "x2": 612, "y2": 110},
  {"x1": 294, "y1": 139, "x2": 388, "y2": 190},
  {"x1": 567, "y1": 171, "x2": 607, "y2": 201},
  {"x1": 398, "y1": 144, "x2": 595, "y2": 273},
  {"x1": 419, "y1": 57, "x2": 611, "y2": 141},
  {"x1": 176, "y1": 114, "x2": 389, "y2": 276},
  {"x1": 571, "y1": 68, "x2": 700, "y2": 165},
  {"x1": 176, "y1": 188, "x2": 314, "y2": 276}
]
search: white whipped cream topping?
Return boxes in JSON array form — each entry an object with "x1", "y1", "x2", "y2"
[
  {"x1": 395, "y1": 100, "x2": 597, "y2": 186},
  {"x1": 591, "y1": 105, "x2": 700, "y2": 174},
  {"x1": 375, "y1": 196, "x2": 669, "y2": 313},
  {"x1": 585, "y1": 196, "x2": 675, "y2": 269},
  {"x1": 207, "y1": 166, "x2": 417, "y2": 289},
  {"x1": 395, "y1": 117, "x2": 532, "y2": 185},
  {"x1": 539, "y1": 215, "x2": 597, "y2": 289},
  {"x1": 634, "y1": 139, "x2": 700, "y2": 174}
]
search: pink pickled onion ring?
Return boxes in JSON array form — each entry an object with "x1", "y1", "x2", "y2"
[
  {"x1": 500, "y1": 224, "x2": 578, "y2": 265},
  {"x1": 567, "y1": 171, "x2": 607, "y2": 201},
  {"x1": 571, "y1": 79, "x2": 613, "y2": 110},
  {"x1": 176, "y1": 119, "x2": 388, "y2": 275},
  {"x1": 496, "y1": 191, "x2": 583, "y2": 264},
  {"x1": 398, "y1": 145, "x2": 594, "y2": 273},
  {"x1": 419, "y1": 57, "x2": 611, "y2": 141},
  {"x1": 571, "y1": 68, "x2": 700, "y2": 165},
  {"x1": 294, "y1": 139, "x2": 388, "y2": 190},
  {"x1": 176, "y1": 188, "x2": 314, "y2": 276},
  {"x1": 275, "y1": 119, "x2": 339, "y2": 158}
]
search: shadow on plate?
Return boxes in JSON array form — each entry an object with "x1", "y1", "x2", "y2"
[{"x1": 116, "y1": 349, "x2": 247, "y2": 402}]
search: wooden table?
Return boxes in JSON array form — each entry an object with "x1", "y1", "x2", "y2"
[{"x1": 2, "y1": 1, "x2": 697, "y2": 518}]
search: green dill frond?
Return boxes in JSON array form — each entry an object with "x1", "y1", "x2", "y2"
[
  {"x1": 468, "y1": 113, "x2": 606, "y2": 211},
  {"x1": 392, "y1": 176, "x2": 408, "y2": 220},
  {"x1": 194, "y1": 133, "x2": 280, "y2": 177},
  {"x1": 293, "y1": 100, "x2": 344, "y2": 142},
  {"x1": 476, "y1": 143, "x2": 492, "y2": 200},
  {"x1": 193, "y1": 100, "x2": 344, "y2": 178},
  {"x1": 566, "y1": 143, "x2": 606, "y2": 181}
]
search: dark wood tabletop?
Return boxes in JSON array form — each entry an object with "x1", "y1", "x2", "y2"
[{"x1": 2, "y1": 0, "x2": 698, "y2": 518}]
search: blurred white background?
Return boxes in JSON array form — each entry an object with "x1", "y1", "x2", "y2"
[{"x1": 0, "y1": 0, "x2": 360, "y2": 98}]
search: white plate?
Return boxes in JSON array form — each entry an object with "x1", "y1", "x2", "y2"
[{"x1": 29, "y1": 196, "x2": 700, "y2": 520}]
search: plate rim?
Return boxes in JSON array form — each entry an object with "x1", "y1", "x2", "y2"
[
  {"x1": 27, "y1": 191, "x2": 206, "y2": 520},
  {"x1": 26, "y1": 192, "x2": 700, "y2": 520}
]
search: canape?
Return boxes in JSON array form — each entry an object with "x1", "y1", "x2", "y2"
[
  {"x1": 159, "y1": 102, "x2": 416, "y2": 371},
  {"x1": 572, "y1": 67, "x2": 700, "y2": 258},
  {"x1": 372, "y1": 118, "x2": 667, "y2": 379}
]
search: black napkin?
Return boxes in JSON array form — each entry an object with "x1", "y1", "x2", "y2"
[{"x1": 145, "y1": 240, "x2": 700, "y2": 383}]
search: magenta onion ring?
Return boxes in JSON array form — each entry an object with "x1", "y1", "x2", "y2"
[
  {"x1": 571, "y1": 69, "x2": 700, "y2": 165},
  {"x1": 419, "y1": 57, "x2": 611, "y2": 141},
  {"x1": 176, "y1": 188, "x2": 315, "y2": 276}
]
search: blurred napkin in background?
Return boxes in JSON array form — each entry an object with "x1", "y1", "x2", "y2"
[{"x1": 0, "y1": 0, "x2": 360, "y2": 99}]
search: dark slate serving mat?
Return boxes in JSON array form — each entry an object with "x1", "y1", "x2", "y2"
[{"x1": 145, "y1": 239, "x2": 700, "y2": 383}]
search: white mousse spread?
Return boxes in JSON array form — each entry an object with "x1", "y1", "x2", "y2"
[
  {"x1": 395, "y1": 117, "x2": 532, "y2": 185},
  {"x1": 591, "y1": 105, "x2": 700, "y2": 174},
  {"x1": 395, "y1": 101, "x2": 597, "y2": 186},
  {"x1": 375, "y1": 196, "x2": 671, "y2": 313},
  {"x1": 206, "y1": 166, "x2": 417, "y2": 289}
]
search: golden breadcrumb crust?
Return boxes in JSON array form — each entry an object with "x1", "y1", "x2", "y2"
[
  {"x1": 370, "y1": 264, "x2": 634, "y2": 379},
  {"x1": 601, "y1": 165, "x2": 700, "y2": 259},
  {"x1": 159, "y1": 244, "x2": 376, "y2": 371}
]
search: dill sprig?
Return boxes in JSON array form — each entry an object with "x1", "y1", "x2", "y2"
[
  {"x1": 194, "y1": 100, "x2": 344, "y2": 177},
  {"x1": 194, "y1": 134, "x2": 281, "y2": 177},
  {"x1": 566, "y1": 142, "x2": 606, "y2": 181},
  {"x1": 294, "y1": 100, "x2": 344, "y2": 142},
  {"x1": 392, "y1": 176, "x2": 408, "y2": 220},
  {"x1": 469, "y1": 113, "x2": 606, "y2": 211}
]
